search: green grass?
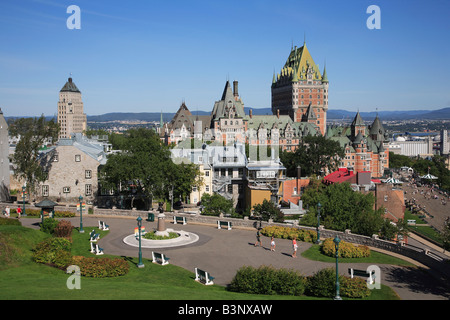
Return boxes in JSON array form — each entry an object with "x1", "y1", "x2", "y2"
[
  {"x1": 301, "y1": 243, "x2": 415, "y2": 267},
  {"x1": 0, "y1": 224, "x2": 400, "y2": 300}
]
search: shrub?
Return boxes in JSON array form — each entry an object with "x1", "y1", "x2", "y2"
[
  {"x1": 32, "y1": 237, "x2": 72, "y2": 269},
  {"x1": 261, "y1": 226, "x2": 317, "y2": 243},
  {"x1": 53, "y1": 220, "x2": 73, "y2": 239},
  {"x1": 40, "y1": 218, "x2": 59, "y2": 235},
  {"x1": 306, "y1": 267, "x2": 338, "y2": 298},
  {"x1": 228, "y1": 265, "x2": 305, "y2": 296},
  {"x1": 71, "y1": 256, "x2": 129, "y2": 278},
  {"x1": 306, "y1": 267, "x2": 372, "y2": 299},
  {"x1": 340, "y1": 276, "x2": 371, "y2": 298},
  {"x1": 23, "y1": 209, "x2": 75, "y2": 218},
  {"x1": 321, "y1": 238, "x2": 370, "y2": 258}
]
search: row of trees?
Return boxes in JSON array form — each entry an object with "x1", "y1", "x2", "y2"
[{"x1": 299, "y1": 178, "x2": 408, "y2": 240}]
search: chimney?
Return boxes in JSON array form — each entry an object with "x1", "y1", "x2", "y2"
[
  {"x1": 249, "y1": 109, "x2": 252, "y2": 119},
  {"x1": 233, "y1": 80, "x2": 238, "y2": 97},
  {"x1": 277, "y1": 109, "x2": 280, "y2": 119}
]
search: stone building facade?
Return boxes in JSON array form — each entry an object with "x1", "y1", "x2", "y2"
[{"x1": 38, "y1": 134, "x2": 107, "y2": 204}]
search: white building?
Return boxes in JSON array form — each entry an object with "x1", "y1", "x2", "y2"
[{"x1": 0, "y1": 109, "x2": 10, "y2": 201}]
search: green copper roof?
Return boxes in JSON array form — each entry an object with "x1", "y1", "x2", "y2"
[
  {"x1": 60, "y1": 77, "x2": 80, "y2": 93},
  {"x1": 322, "y1": 64, "x2": 328, "y2": 83}
]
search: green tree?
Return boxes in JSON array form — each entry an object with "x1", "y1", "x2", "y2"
[
  {"x1": 8, "y1": 115, "x2": 59, "y2": 195},
  {"x1": 300, "y1": 181, "x2": 385, "y2": 236},
  {"x1": 252, "y1": 199, "x2": 284, "y2": 223},
  {"x1": 200, "y1": 193, "x2": 234, "y2": 216},
  {"x1": 100, "y1": 128, "x2": 201, "y2": 209},
  {"x1": 281, "y1": 134, "x2": 345, "y2": 177}
]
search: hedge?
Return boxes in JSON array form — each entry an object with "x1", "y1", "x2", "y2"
[
  {"x1": 19, "y1": 208, "x2": 75, "y2": 218},
  {"x1": 305, "y1": 267, "x2": 371, "y2": 298},
  {"x1": 228, "y1": 265, "x2": 306, "y2": 296},
  {"x1": 321, "y1": 238, "x2": 371, "y2": 258},
  {"x1": 229, "y1": 265, "x2": 371, "y2": 299},
  {"x1": 32, "y1": 237, "x2": 73, "y2": 269},
  {"x1": 260, "y1": 225, "x2": 317, "y2": 243},
  {"x1": 71, "y1": 256, "x2": 129, "y2": 278}
]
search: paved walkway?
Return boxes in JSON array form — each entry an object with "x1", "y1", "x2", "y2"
[{"x1": 20, "y1": 215, "x2": 450, "y2": 300}]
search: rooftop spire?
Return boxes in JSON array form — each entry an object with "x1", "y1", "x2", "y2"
[{"x1": 322, "y1": 61, "x2": 328, "y2": 83}]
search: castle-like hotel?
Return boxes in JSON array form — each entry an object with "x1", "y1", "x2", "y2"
[{"x1": 159, "y1": 42, "x2": 389, "y2": 178}]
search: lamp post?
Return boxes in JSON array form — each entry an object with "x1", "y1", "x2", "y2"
[
  {"x1": 333, "y1": 235, "x2": 342, "y2": 300},
  {"x1": 78, "y1": 195, "x2": 84, "y2": 233},
  {"x1": 22, "y1": 184, "x2": 27, "y2": 216},
  {"x1": 137, "y1": 216, "x2": 144, "y2": 268},
  {"x1": 316, "y1": 202, "x2": 322, "y2": 244}
]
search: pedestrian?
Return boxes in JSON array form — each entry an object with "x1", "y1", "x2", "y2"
[
  {"x1": 292, "y1": 237, "x2": 298, "y2": 258},
  {"x1": 255, "y1": 228, "x2": 262, "y2": 247},
  {"x1": 270, "y1": 236, "x2": 276, "y2": 251},
  {"x1": 4, "y1": 206, "x2": 10, "y2": 218},
  {"x1": 16, "y1": 206, "x2": 22, "y2": 219}
]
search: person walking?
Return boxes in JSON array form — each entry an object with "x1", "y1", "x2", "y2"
[
  {"x1": 270, "y1": 236, "x2": 276, "y2": 251},
  {"x1": 4, "y1": 206, "x2": 10, "y2": 218},
  {"x1": 255, "y1": 228, "x2": 262, "y2": 247},
  {"x1": 292, "y1": 237, "x2": 298, "y2": 258},
  {"x1": 16, "y1": 206, "x2": 22, "y2": 219}
]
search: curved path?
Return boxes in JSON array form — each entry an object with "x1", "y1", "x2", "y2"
[{"x1": 21, "y1": 215, "x2": 450, "y2": 300}]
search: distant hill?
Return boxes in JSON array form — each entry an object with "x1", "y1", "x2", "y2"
[{"x1": 5, "y1": 107, "x2": 450, "y2": 123}]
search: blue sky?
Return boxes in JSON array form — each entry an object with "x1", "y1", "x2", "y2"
[{"x1": 0, "y1": 0, "x2": 449, "y2": 117}]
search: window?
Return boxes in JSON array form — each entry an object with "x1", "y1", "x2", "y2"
[
  {"x1": 384, "y1": 195, "x2": 388, "y2": 202},
  {"x1": 63, "y1": 187, "x2": 70, "y2": 193},
  {"x1": 293, "y1": 187, "x2": 298, "y2": 195},
  {"x1": 85, "y1": 170, "x2": 92, "y2": 179},
  {"x1": 205, "y1": 185, "x2": 210, "y2": 192},
  {"x1": 75, "y1": 154, "x2": 81, "y2": 162},
  {"x1": 85, "y1": 184, "x2": 92, "y2": 196},
  {"x1": 205, "y1": 170, "x2": 210, "y2": 177},
  {"x1": 192, "y1": 186, "x2": 197, "y2": 192},
  {"x1": 42, "y1": 185, "x2": 49, "y2": 197}
]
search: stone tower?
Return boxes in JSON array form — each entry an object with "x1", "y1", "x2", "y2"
[
  {"x1": 271, "y1": 41, "x2": 328, "y2": 135},
  {"x1": 57, "y1": 77, "x2": 87, "y2": 139},
  {"x1": 0, "y1": 108, "x2": 10, "y2": 201}
]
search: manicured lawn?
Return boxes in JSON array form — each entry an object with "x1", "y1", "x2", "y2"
[{"x1": 0, "y1": 224, "x2": 399, "y2": 300}]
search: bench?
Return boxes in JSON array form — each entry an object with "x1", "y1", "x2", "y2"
[
  {"x1": 90, "y1": 242, "x2": 104, "y2": 255},
  {"x1": 195, "y1": 268, "x2": 214, "y2": 285},
  {"x1": 152, "y1": 251, "x2": 170, "y2": 265},
  {"x1": 348, "y1": 268, "x2": 375, "y2": 284},
  {"x1": 98, "y1": 220, "x2": 109, "y2": 231},
  {"x1": 134, "y1": 226, "x2": 147, "y2": 238},
  {"x1": 173, "y1": 216, "x2": 187, "y2": 225},
  {"x1": 217, "y1": 220, "x2": 232, "y2": 230},
  {"x1": 89, "y1": 230, "x2": 100, "y2": 242}
]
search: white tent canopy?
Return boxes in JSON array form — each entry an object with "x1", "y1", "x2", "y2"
[{"x1": 419, "y1": 173, "x2": 438, "y2": 180}]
